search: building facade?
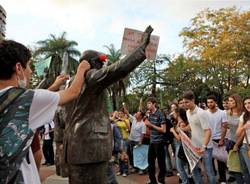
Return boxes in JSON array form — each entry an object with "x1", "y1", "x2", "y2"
[{"x1": 0, "y1": 5, "x2": 6, "y2": 38}]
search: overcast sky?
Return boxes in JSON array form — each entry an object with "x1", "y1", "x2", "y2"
[{"x1": 1, "y1": 0, "x2": 249, "y2": 57}]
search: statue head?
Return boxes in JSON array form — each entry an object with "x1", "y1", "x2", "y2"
[{"x1": 79, "y1": 50, "x2": 107, "y2": 69}]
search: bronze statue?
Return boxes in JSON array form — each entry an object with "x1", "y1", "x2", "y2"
[{"x1": 63, "y1": 25, "x2": 153, "y2": 184}]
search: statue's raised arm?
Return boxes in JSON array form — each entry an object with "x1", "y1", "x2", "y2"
[
  {"x1": 84, "y1": 25, "x2": 154, "y2": 92},
  {"x1": 64, "y1": 25, "x2": 154, "y2": 184}
]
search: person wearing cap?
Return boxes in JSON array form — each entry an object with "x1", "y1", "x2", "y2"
[{"x1": 63, "y1": 26, "x2": 153, "y2": 184}]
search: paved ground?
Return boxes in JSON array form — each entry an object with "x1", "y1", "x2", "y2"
[
  {"x1": 40, "y1": 165, "x2": 179, "y2": 184},
  {"x1": 41, "y1": 164, "x2": 238, "y2": 184}
]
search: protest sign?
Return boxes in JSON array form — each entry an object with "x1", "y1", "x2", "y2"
[{"x1": 121, "y1": 28, "x2": 160, "y2": 60}]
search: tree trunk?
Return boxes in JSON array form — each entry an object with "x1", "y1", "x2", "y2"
[
  {"x1": 112, "y1": 89, "x2": 117, "y2": 111},
  {"x1": 151, "y1": 60, "x2": 157, "y2": 97}
]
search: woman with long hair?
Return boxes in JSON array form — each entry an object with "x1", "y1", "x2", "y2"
[
  {"x1": 225, "y1": 94, "x2": 244, "y2": 183},
  {"x1": 235, "y1": 96, "x2": 250, "y2": 183},
  {"x1": 170, "y1": 108, "x2": 190, "y2": 184}
]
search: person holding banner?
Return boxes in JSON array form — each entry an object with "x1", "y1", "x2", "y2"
[
  {"x1": 170, "y1": 108, "x2": 190, "y2": 184},
  {"x1": 125, "y1": 107, "x2": 146, "y2": 174},
  {"x1": 182, "y1": 90, "x2": 216, "y2": 184}
]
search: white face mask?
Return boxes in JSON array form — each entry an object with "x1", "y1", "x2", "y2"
[{"x1": 17, "y1": 67, "x2": 27, "y2": 88}]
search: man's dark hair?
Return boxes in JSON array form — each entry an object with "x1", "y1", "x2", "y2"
[
  {"x1": 178, "y1": 98, "x2": 183, "y2": 103},
  {"x1": 177, "y1": 108, "x2": 188, "y2": 123},
  {"x1": 182, "y1": 90, "x2": 195, "y2": 100},
  {"x1": 207, "y1": 95, "x2": 217, "y2": 102},
  {"x1": 80, "y1": 50, "x2": 103, "y2": 69},
  {"x1": 0, "y1": 40, "x2": 31, "y2": 79},
  {"x1": 223, "y1": 97, "x2": 229, "y2": 102},
  {"x1": 146, "y1": 96, "x2": 157, "y2": 104}
]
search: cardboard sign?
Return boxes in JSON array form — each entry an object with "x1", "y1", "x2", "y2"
[{"x1": 121, "y1": 28, "x2": 160, "y2": 60}]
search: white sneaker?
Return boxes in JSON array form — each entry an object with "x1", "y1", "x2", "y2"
[
  {"x1": 122, "y1": 173, "x2": 127, "y2": 177},
  {"x1": 138, "y1": 170, "x2": 144, "y2": 175},
  {"x1": 116, "y1": 172, "x2": 121, "y2": 176},
  {"x1": 131, "y1": 168, "x2": 136, "y2": 173}
]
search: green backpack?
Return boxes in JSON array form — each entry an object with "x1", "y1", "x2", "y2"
[{"x1": 0, "y1": 87, "x2": 34, "y2": 184}]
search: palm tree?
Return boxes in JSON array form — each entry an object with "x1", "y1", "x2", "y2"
[
  {"x1": 34, "y1": 32, "x2": 81, "y2": 59},
  {"x1": 34, "y1": 32, "x2": 80, "y2": 89},
  {"x1": 104, "y1": 44, "x2": 127, "y2": 110}
]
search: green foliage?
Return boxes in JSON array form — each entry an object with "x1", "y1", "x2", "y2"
[
  {"x1": 180, "y1": 7, "x2": 250, "y2": 95},
  {"x1": 226, "y1": 86, "x2": 250, "y2": 99},
  {"x1": 104, "y1": 44, "x2": 125, "y2": 110},
  {"x1": 34, "y1": 32, "x2": 81, "y2": 59},
  {"x1": 125, "y1": 7, "x2": 250, "y2": 108},
  {"x1": 129, "y1": 54, "x2": 171, "y2": 97},
  {"x1": 0, "y1": 35, "x2": 4, "y2": 41}
]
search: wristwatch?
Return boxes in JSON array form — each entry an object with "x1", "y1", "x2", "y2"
[{"x1": 202, "y1": 144, "x2": 207, "y2": 150}]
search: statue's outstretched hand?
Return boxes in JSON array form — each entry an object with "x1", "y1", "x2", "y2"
[{"x1": 141, "y1": 25, "x2": 154, "y2": 50}]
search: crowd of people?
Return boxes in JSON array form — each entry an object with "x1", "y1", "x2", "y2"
[
  {"x1": 0, "y1": 36, "x2": 250, "y2": 184},
  {"x1": 106, "y1": 92, "x2": 250, "y2": 184}
]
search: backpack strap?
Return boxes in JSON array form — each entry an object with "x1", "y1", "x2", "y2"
[
  {"x1": 0, "y1": 87, "x2": 26, "y2": 134},
  {"x1": 0, "y1": 87, "x2": 25, "y2": 114}
]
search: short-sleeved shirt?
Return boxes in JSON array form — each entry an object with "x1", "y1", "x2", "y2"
[
  {"x1": 0, "y1": 87, "x2": 60, "y2": 184},
  {"x1": 115, "y1": 118, "x2": 130, "y2": 140},
  {"x1": 227, "y1": 113, "x2": 241, "y2": 142},
  {"x1": 239, "y1": 114, "x2": 250, "y2": 144},
  {"x1": 128, "y1": 114, "x2": 146, "y2": 142},
  {"x1": 187, "y1": 106, "x2": 212, "y2": 148},
  {"x1": 207, "y1": 108, "x2": 228, "y2": 140},
  {"x1": 44, "y1": 121, "x2": 55, "y2": 140},
  {"x1": 148, "y1": 109, "x2": 166, "y2": 143}
]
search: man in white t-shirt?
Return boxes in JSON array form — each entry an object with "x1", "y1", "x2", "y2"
[
  {"x1": 0, "y1": 40, "x2": 90, "y2": 184},
  {"x1": 126, "y1": 109, "x2": 146, "y2": 173},
  {"x1": 207, "y1": 95, "x2": 228, "y2": 183},
  {"x1": 182, "y1": 90, "x2": 216, "y2": 184}
]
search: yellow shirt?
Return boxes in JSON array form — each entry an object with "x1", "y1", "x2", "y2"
[{"x1": 115, "y1": 118, "x2": 130, "y2": 140}]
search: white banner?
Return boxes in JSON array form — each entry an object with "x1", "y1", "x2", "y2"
[
  {"x1": 121, "y1": 28, "x2": 160, "y2": 60},
  {"x1": 179, "y1": 129, "x2": 201, "y2": 172}
]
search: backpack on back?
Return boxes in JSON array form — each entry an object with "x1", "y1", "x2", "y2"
[{"x1": 0, "y1": 87, "x2": 34, "y2": 184}]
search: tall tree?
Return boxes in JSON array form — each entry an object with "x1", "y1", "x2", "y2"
[
  {"x1": 104, "y1": 44, "x2": 125, "y2": 110},
  {"x1": 34, "y1": 32, "x2": 81, "y2": 59},
  {"x1": 129, "y1": 54, "x2": 171, "y2": 97},
  {"x1": 180, "y1": 7, "x2": 250, "y2": 95},
  {"x1": 34, "y1": 32, "x2": 80, "y2": 86}
]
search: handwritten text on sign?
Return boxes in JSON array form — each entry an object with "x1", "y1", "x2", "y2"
[{"x1": 121, "y1": 28, "x2": 160, "y2": 60}]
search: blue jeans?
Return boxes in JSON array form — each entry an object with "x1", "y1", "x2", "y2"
[
  {"x1": 165, "y1": 142, "x2": 173, "y2": 172},
  {"x1": 175, "y1": 142, "x2": 189, "y2": 184},
  {"x1": 121, "y1": 139, "x2": 129, "y2": 152},
  {"x1": 239, "y1": 144, "x2": 250, "y2": 183},
  {"x1": 119, "y1": 160, "x2": 128, "y2": 174},
  {"x1": 107, "y1": 162, "x2": 118, "y2": 184},
  {"x1": 192, "y1": 148, "x2": 216, "y2": 184}
]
